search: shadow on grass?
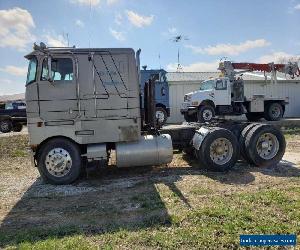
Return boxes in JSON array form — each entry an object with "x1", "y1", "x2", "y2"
[
  {"x1": 0, "y1": 164, "x2": 193, "y2": 248},
  {"x1": 0, "y1": 154, "x2": 299, "y2": 248}
]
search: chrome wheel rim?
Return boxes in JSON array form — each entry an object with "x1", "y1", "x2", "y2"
[
  {"x1": 156, "y1": 110, "x2": 165, "y2": 123},
  {"x1": 209, "y1": 138, "x2": 233, "y2": 165},
  {"x1": 256, "y1": 133, "x2": 279, "y2": 160},
  {"x1": 203, "y1": 109, "x2": 213, "y2": 121},
  {"x1": 45, "y1": 148, "x2": 72, "y2": 177}
]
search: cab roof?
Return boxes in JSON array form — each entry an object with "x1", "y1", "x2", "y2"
[{"x1": 25, "y1": 45, "x2": 135, "y2": 59}]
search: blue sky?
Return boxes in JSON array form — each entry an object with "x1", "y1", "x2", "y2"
[{"x1": 0, "y1": 0, "x2": 299, "y2": 94}]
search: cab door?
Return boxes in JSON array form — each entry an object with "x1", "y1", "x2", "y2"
[
  {"x1": 213, "y1": 78, "x2": 231, "y2": 106},
  {"x1": 38, "y1": 56, "x2": 79, "y2": 121}
]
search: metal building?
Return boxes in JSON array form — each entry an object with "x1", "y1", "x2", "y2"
[{"x1": 166, "y1": 72, "x2": 300, "y2": 124}]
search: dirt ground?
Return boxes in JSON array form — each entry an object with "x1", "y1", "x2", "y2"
[{"x1": 0, "y1": 129, "x2": 299, "y2": 248}]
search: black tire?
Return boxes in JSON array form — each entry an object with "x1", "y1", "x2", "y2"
[
  {"x1": 238, "y1": 123, "x2": 260, "y2": 162},
  {"x1": 37, "y1": 138, "x2": 82, "y2": 185},
  {"x1": 245, "y1": 124, "x2": 286, "y2": 167},
  {"x1": 183, "y1": 113, "x2": 197, "y2": 122},
  {"x1": 0, "y1": 120, "x2": 12, "y2": 133},
  {"x1": 155, "y1": 107, "x2": 168, "y2": 126},
  {"x1": 264, "y1": 102, "x2": 284, "y2": 121},
  {"x1": 12, "y1": 123, "x2": 23, "y2": 132},
  {"x1": 197, "y1": 128, "x2": 239, "y2": 171},
  {"x1": 197, "y1": 105, "x2": 215, "y2": 123},
  {"x1": 245, "y1": 112, "x2": 263, "y2": 122}
]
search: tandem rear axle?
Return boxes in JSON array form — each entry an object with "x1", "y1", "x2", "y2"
[{"x1": 161, "y1": 120, "x2": 286, "y2": 171}]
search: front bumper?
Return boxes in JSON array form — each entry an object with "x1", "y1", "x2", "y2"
[{"x1": 180, "y1": 102, "x2": 197, "y2": 115}]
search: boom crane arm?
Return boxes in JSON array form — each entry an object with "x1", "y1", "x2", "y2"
[{"x1": 219, "y1": 60, "x2": 300, "y2": 80}]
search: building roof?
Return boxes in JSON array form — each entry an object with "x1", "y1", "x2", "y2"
[{"x1": 166, "y1": 71, "x2": 299, "y2": 82}]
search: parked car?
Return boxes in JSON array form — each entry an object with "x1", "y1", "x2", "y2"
[{"x1": 0, "y1": 101, "x2": 27, "y2": 133}]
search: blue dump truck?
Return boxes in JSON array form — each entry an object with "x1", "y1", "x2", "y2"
[{"x1": 140, "y1": 68, "x2": 170, "y2": 125}]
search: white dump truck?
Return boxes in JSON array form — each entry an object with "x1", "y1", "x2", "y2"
[
  {"x1": 181, "y1": 61, "x2": 300, "y2": 122},
  {"x1": 25, "y1": 44, "x2": 286, "y2": 184}
]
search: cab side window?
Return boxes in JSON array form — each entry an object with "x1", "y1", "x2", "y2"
[
  {"x1": 41, "y1": 58, "x2": 73, "y2": 81},
  {"x1": 215, "y1": 79, "x2": 227, "y2": 90},
  {"x1": 200, "y1": 80, "x2": 214, "y2": 90}
]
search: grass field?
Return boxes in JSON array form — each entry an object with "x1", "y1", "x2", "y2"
[{"x1": 0, "y1": 131, "x2": 299, "y2": 249}]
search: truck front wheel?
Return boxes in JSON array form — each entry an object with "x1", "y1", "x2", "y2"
[
  {"x1": 197, "y1": 105, "x2": 215, "y2": 123},
  {"x1": 37, "y1": 138, "x2": 82, "y2": 185},
  {"x1": 264, "y1": 102, "x2": 284, "y2": 121},
  {"x1": 0, "y1": 120, "x2": 12, "y2": 133}
]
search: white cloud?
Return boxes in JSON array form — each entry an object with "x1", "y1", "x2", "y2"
[
  {"x1": 186, "y1": 39, "x2": 270, "y2": 56},
  {"x1": 75, "y1": 19, "x2": 85, "y2": 28},
  {"x1": 0, "y1": 65, "x2": 27, "y2": 76},
  {"x1": 107, "y1": 0, "x2": 119, "y2": 5},
  {"x1": 109, "y1": 28, "x2": 125, "y2": 41},
  {"x1": 258, "y1": 52, "x2": 300, "y2": 63},
  {"x1": 294, "y1": 4, "x2": 300, "y2": 10},
  {"x1": 167, "y1": 61, "x2": 219, "y2": 72},
  {"x1": 44, "y1": 34, "x2": 68, "y2": 47},
  {"x1": 114, "y1": 13, "x2": 122, "y2": 25},
  {"x1": 126, "y1": 10, "x2": 154, "y2": 28},
  {"x1": 70, "y1": 0, "x2": 100, "y2": 7},
  {"x1": 0, "y1": 7, "x2": 35, "y2": 50}
]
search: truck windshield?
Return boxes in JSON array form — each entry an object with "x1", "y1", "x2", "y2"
[
  {"x1": 200, "y1": 80, "x2": 214, "y2": 90},
  {"x1": 26, "y1": 57, "x2": 37, "y2": 85}
]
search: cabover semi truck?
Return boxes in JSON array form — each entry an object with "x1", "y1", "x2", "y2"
[
  {"x1": 181, "y1": 61, "x2": 300, "y2": 123},
  {"x1": 26, "y1": 43, "x2": 286, "y2": 185}
]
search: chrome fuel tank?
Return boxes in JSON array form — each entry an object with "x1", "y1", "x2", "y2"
[{"x1": 116, "y1": 134, "x2": 173, "y2": 168}]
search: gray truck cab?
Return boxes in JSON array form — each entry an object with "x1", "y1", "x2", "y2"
[{"x1": 25, "y1": 43, "x2": 172, "y2": 184}]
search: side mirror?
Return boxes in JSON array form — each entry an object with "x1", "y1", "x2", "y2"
[{"x1": 47, "y1": 56, "x2": 53, "y2": 82}]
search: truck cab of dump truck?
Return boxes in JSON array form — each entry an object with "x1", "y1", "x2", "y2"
[{"x1": 140, "y1": 68, "x2": 170, "y2": 125}]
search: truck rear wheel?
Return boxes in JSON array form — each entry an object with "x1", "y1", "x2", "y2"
[
  {"x1": 0, "y1": 120, "x2": 12, "y2": 133},
  {"x1": 197, "y1": 128, "x2": 239, "y2": 171},
  {"x1": 37, "y1": 138, "x2": 82, "y2": 185},
  {"x1": 264, "y1": 102, "x2": 283, "y2": 121},
  {"x1": 245, "y1": 124, "x2": 286, "y2": 167},
  {"x1": 239, "y1": 123, "x2": 260, "y2": 162},
  {"x1": 197, "y1": 105, "x2": 215, "y2": 123}
]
